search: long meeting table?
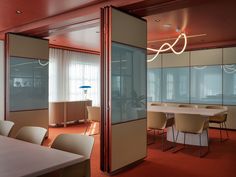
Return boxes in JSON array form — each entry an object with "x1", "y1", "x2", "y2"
[
  {"x1": 148, "y1": 105, "x2": 227, "y2": 146},
  {"x1": 0, "y1": 135, "x2": 84, "y2": 177}
]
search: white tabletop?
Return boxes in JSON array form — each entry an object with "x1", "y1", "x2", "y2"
[
  {"x1": 148, "y1": 105, "x2": 227, "y2": 116},
  {"x1": 0, "y1": 136, "x2": 84, "y2": 177}
]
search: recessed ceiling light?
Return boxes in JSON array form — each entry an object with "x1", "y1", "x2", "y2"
[
  {"x1": 176, "y1": 27, "x2": 181, "y2": 33},
  {"x1": 163, "y1": 24, "x2": 171, "y2": 28},
  {"x1": 154, "y1": 19, "x2": 160, "y2": 22},
  {"x1": 16, "y1": 10, "x2": 23, "y2": 14}
]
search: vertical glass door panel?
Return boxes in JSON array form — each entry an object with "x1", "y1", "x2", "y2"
[
  {"x1": 111, "y1": 42, "x2": 146, "y2": 124},
  {"x1": 191, "y1": 65, "x2": 222, "y2": 104},
  {"x1": 147, "y1": 68, "x2": 161, "y2": 102},
  {"x1": 223, "y1": 64, "x2": 236, "y2": 105},
  {"x1": 162, "y1": 67, "x2": 189, "y2": 103},
  {"x1": 10, "y1": 57, "x2": 48, "y2": 111}
]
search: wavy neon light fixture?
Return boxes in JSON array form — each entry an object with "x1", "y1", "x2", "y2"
[{"x1": 147, "y1": 33, "x2": 187, "y2": 62}]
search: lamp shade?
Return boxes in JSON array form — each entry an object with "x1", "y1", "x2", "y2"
[{"x1": 79, "y1": 85, "x2": 91, "y2": 89}]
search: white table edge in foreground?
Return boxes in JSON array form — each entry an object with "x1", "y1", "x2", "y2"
[{"x1": 0, "y1": 136, "x2": 85, "y2": 177}]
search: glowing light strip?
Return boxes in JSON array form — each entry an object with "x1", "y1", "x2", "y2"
[
  {"x1": 147, "y1": 33, "x2": 187, "y2": 62},
  {"x1": 223, "y1": 65, "x2": 236, "y2": 74},
  {"x1": 38, "y1": 60, "x2": 49, "y2": 66}
]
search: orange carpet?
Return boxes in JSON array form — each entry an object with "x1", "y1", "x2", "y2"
[{"x1": 44, "y1": 124, "x2": 236, "y2": 177}]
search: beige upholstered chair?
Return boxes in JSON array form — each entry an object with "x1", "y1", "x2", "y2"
[
  {"x1": 174, "y1": 113, "x2": 209, "y2": 157},
  {"x1": 15, "y1": 126, "x2": 47, "y2": 145},
  {"x1": 178, "y1": 104, "x2": 198, "y2": 108},
  {"x1": 205, "y1": 105, "x2": 229, "y2": 141},
  {"x1": 51, "y1": 134, "x2": 94, "y2": 177},
  {"x1": 147, "y1": 111, "x2": 175, "y2": 151},
  {"x1": 85, "y1": 106, "x2": 101, "y2": 135},
  {"x1": 0, "y1": 120, "x2": 14, "y2": 137},
  {"x1": 150, "y1": 103, "x2": 162, "y2": 106}
]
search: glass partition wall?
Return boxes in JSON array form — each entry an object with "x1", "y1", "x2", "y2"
[
  {"x1": 148, "y1": 64, "x2": 236, "y2": 105},
  {"x1": 10, "y1": 57, "x2": 48, "y2": 111},
  {"x1": 111, "y1": 42, "x2": 146, "y2": 124}
]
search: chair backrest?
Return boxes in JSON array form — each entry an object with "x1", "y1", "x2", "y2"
[
  {"x1": 178, "y1": 104, "x2": 198, "y2": 108},
  {"x1": 0, "y1": 120, "x2": 14, "y2": 137},
  {"x1": 87, "y1": 106, "x2": 101, "y2": 122},
  {"x1": 147, "y1": 111, "x2": 167, "y2": 130},
  {"x1": 205, "y1": 105, "x2": 227, "y2": 110},
  {"x1": 51, "y1": 134, "x2": 94, "y2": 159},
  {"x1": 150, "y1": 103, "x2": 162, "y2": 106},
  {"x1": 205, "y1": 105, "x2": 227, "y2": 121},
  {"x1": 51, "y1": 134, "x2": 94, "y2": 177},
  {"x1": 15, "y1": 126, "x2": 47, "y2": 145},
  {"x1": 175, "y1": 114, "x2": 208, "y2": 134}
]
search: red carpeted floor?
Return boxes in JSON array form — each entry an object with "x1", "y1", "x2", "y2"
[{"x1": 44, "y1": 124, "x2": 236, "y2": 177}]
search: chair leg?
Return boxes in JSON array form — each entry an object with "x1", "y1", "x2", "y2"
[
  {"x1": 84, "y1": 122, "x2": 90, "y2": 135},
  {"x1": 184, "y1": 133, "x2": 186, "y2": 147},
  {"x1": 206, "y1": 129, "x2": 209, "y2": 152},
  {"x1": 172, "y1": 126, "x2": 176, "y2": 147},
  {"x1": 219, "y1": 123, "x2": 222, "y2": 142},
  {"x1": 153, "y1": 129, "x2": 156, "y2": 142},
  {"x1": 147, "y1": 129, "x2": 156, "y2": 145},
  {"x1": 175, "y1": 131, "x2": 179, "y2": 143},
  {"x1": 199, "y1": 133, "x2": 202, "y2": 157},
  {"x1": 162, "y1": 129, "x2": 165, "y2": 151},
  {"x1": 224, "y1": 122, "x2": 229, "y2": 138}
]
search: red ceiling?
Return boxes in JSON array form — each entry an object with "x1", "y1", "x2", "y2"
[
  {"x1": 142, "y1": 0, "x2": 236, "y2": 51},
  {"x1": 0, "y1": 0, "x2": 236, "y2": 52},
  {"x1": 0, "y1": 0, "x2": 103, "y2": 32}
]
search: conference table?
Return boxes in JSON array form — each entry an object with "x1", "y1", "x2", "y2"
[
  {"x1": 0, "y1": 135, "x2": 84, "y2": 177},
  {"x1": 148, "y1": 105, "x2": 227, "y2": 146}
]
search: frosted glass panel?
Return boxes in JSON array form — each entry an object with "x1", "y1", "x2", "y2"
[
  {"x1": 111, "y1": 42, "x2": 146, "y2": 124},
  {"x1": 162, "y1": 67, "x2": 189, "y2": 103},
  {"x1": 147, "y1": 68, "x2": 161, "y2": 101},
  {"x1": 191, "y1": 65, "x2": 222, "y2": 104},
  {"x1": 223, "y1": 64, "x2": 236, "y2": 105},
  {"x1": 10, "y1": 57, "x2": 48, "y2": 111}
]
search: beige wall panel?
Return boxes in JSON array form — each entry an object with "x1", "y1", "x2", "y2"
[
  {"x1": 9, "y1": 34, "x2": 49, "y2": 60},
  {"x1": 8, "y1": 109, "x2": 49, "y2": 137},
  {"x1": 111, "y1": 119, "x2": 147, "y2": 171},
  {"x1": 147, "y1": 54, "x2": 162, "y2": 68},
  {"x1": 112, "y1": 8, "x2": 147, "y2": 49},
  {"x1": 162, "y1": 52, "x2": 189, "y2": 67},
  {"x1": 223, "y1": 47, "x2": 236, "y2": 64},
  {"x1": 0, "y1": 40, "x2": 4, "y2": 120},
  {"x1": 191, "y1": 48, "x2": 222, "y2": 66}
]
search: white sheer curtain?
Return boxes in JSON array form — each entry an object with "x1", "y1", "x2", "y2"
[{"x1": 49, "y1": 48, "x2": 100, "y2": 105}]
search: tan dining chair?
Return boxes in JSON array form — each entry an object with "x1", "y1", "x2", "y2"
[
  {"x1": 205, "y1": 105, "x2": 229, "y2": 141},
  {"x1": 150, "y1": 103, "x2": 163, "y2": 106},
  {"x1": 50, "y1": 134, "x2": 94, "y2": 177},
  {"x1": 178, "y1": 104, "x2": 198, "y2": 108},
  {"x1": 147, "y1": 111, "x2": 175, "y2": 151},
  {"x1": 0, "y1": 120, "x2": 14, "y2": 137},
  {"x1": 85, "y1": 106, "x2": 101, "y2": 136},
  {"x1": 15, "y1": 126, "x2": 47, "y2": 145},
  {"x1": 174, "y1": 113, "x2": 209, "y2": 157}
]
